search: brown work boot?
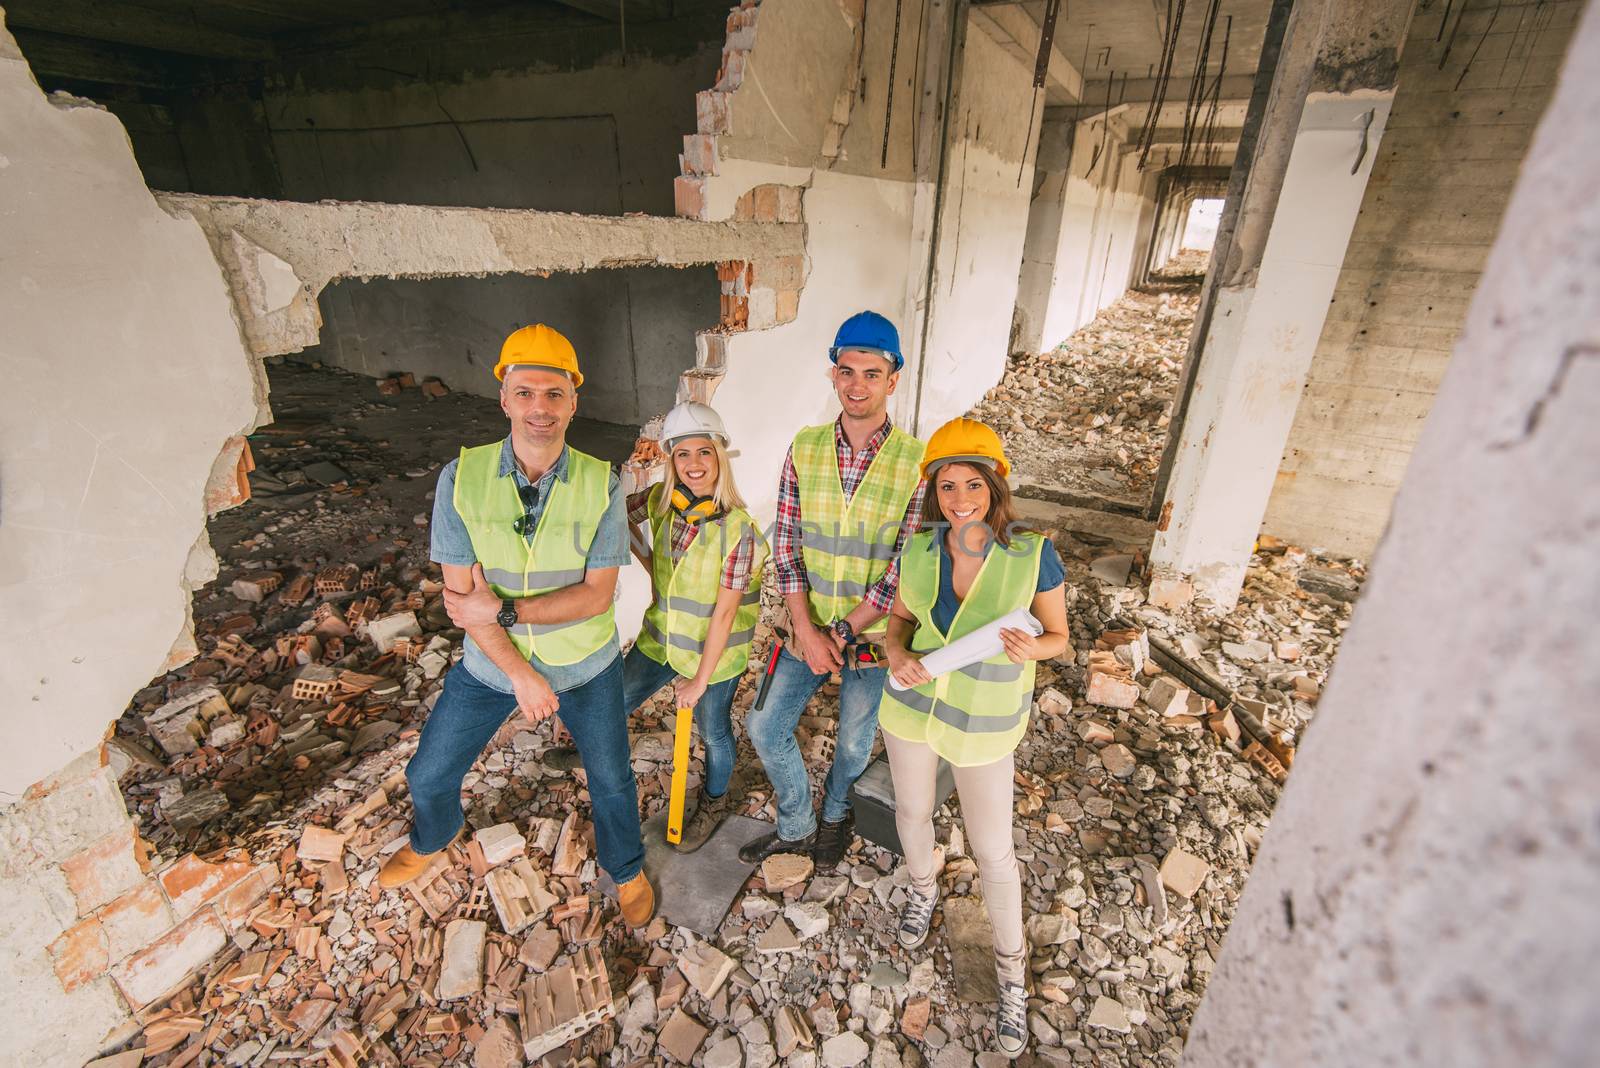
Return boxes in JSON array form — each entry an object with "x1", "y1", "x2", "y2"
[
  {"x1": 616, "y1": 871, "x2": 656, "y2": 927},
  {"x1": 377, "y1": 829, "x2": 461, "y2": 889}
]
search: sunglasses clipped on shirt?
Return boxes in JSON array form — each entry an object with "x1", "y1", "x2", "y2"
[{"x1": 513, "y1": 483, "x2": 541, "y2": 535}]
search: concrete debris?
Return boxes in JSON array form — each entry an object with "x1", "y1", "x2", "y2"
[
  {"x1": 971, "y1": 287, "x2": 1201, "y2": 504},
  {"x1": 93, "y1": 360, "x2": 1363, "y2": 1067}
]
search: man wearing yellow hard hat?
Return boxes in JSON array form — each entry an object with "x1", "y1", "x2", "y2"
[{"x1": 377, "y1": 324, "x2": 655, "y2": 929}]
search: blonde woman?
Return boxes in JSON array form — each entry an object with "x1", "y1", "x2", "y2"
[{"x1": 624, "y1": 402, "x2": 769, "y2": 850}]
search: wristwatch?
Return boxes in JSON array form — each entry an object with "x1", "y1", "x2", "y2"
[
  {"x1": 831, "y1": 619, "x2": 855, "y2": 645},
  {"x1": 496, "y1": 598, "x2": 517, "y2": 629}
]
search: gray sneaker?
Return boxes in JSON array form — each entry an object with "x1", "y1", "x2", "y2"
[
  {"x1": 996, "y1": 979, "x2": 1029, "y2": 1057},
  {"x1": 897, "y1": 886, "x2": 937, "y2": 949}
]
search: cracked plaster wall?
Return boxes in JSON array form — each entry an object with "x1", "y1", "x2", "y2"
[
  {"x1": 0, "y1": 19, "x2": 259, "y2": 799},
  {"x1": 1184, "y1": 5, "x2": 1600, "y2": 1060},
  {"x1": 0, "y1": 10, "x2": 260, "y2": 1062}
]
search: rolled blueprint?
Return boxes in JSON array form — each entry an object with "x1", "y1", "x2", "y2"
[{"x1": 887, "y1": 608, "x2": 1044, "y2": 690}]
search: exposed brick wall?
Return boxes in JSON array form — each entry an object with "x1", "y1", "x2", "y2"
[
  {"x1": 13, "y1": 747, "x2": 278, "y2": 1022},
  {"x1": 1264, "y1": 0, "x2": 1581, "y2": 556},
  {"x1": 668, "y1": 0, "x2": 810, "y2": 417}
]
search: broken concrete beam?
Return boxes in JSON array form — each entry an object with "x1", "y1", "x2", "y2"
[
  {"x1": 1158, "y1": 848, "x2": 1212, "y2": 899},
  {"x1": 437, "y1": 918, "x2": 487, "y2": 1000},
  {"x1": 144, "y1": 686, "x2": 230, "y2": 756},
  {"x1": 474, "y1": 823, "x2": 527, "y2": 867},
  {"x1": 160, "y1": 193, "x2": 805, "y2": 357},
  {"x1": 365, "y1": 610, "x2": 421, "y2": 653},
  {"x1": 521, "y1": 944, "x2": 614, "y2": 1060}
]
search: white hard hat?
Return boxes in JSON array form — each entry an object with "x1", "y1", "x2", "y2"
[{"x1": 661, "y1": 402, "x2": 730, "y2": 449}]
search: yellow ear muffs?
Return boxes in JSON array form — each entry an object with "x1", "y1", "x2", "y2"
[{"x1": 669, "y1": 487, "x2": 720, "y2": 525}]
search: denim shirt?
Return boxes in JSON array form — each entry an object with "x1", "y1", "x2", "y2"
[{"x1": 430, "y1": 438, "x2": 629, "y2": 694}]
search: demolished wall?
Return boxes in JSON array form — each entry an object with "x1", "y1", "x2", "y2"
[
  {"x1": 1185, "y1": 3, "x2": 1600, "y2": 1057},
  {"x1": 1262, "y1": 0, "x2": 1581, "y2": 557},
  {"x1": 678, "y1": 0, "x2": 1049, "y2": 522},
  {"x1": 0, "y1": 8, "x2": 265, "y2": 1062},
  {"x1": 269, "y1": 32, "x2": 727, "y2": 425}
]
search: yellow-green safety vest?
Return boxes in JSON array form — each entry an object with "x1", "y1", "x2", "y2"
[
  {"x1": 792, "y1": 422, "x2": 925, "y2": 637},
  {"x1": 452, "y1": 442, "x2": 617, "y2": 666},
  {"x1": 878, "y1": 530, "x2": 1044, "y2": 766},
  {"x1": 634, "y1": 484, "x2": 770, "y2": 684}
]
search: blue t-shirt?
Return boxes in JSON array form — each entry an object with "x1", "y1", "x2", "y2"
[
  {"x1": 430, "y1": 438, "x2": 629, "y2": 694},
  {"x1": 926, "y1": 534, "x2": 1064, "y2": 634}
]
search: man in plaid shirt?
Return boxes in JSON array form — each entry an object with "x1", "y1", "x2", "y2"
[{"x1": 741, "y1": 311, "x2": 927, "y2": 868}]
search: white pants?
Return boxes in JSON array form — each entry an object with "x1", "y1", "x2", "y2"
[{"x1": 882, "y1": 731, "x2": 1026, "y2": 985}]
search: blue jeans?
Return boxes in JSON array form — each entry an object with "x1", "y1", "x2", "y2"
[
  {"x1": 405, "y1": 654, "x2": 644, "y2": 883},
  {"x1": 745, "y1": 646, "x2": 887, "y2": 841},
  {"x1": 621, "y1": 646, "x2": 739, "y2": 798}
]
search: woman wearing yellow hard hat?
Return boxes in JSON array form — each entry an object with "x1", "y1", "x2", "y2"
[
  {"x1": 877, "y1": 416, "x2": 1070, "y2": 1058},
  {"x1": 622, "y1": 402, "x2": 769, "y2": 851}
]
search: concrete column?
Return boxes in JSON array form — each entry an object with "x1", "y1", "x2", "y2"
[
  {"x1": 1149, "y1": 0, "x2": 1415, "y2": 608},
  {"x1": 1184, "y1": 4, "x2": 1600, "y2": 1060},
  {"x1": 1012, "y1": 116, "x2": 1074, "y2": 355}
]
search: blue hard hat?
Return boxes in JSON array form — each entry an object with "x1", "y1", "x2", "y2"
[{"x1": 829, "y1": 311, "x2": 903, "y2": 371}]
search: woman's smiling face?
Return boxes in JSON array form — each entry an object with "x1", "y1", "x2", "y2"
[
  {"x1": 935, "y1": 462, "x2": 991, "y2": 532},
  {"x1": 672, "y1": 437, "x2": 719, "y2": 498}
]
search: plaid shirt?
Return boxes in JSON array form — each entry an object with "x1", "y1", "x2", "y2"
[
  {"x1": 773, "y1": 417, "x2": 925, "y2": 612},
  {"x1": 627, "y1": 490, "x2": 759, "y2": 591}
]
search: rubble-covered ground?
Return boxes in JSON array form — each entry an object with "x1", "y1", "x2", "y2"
[
  {"x1": 970, "y1": 272, "x2": 1204, "y2": 508},
  {"x1": 106, "y1": 355, "x2": 1363, "y2": 1068}
]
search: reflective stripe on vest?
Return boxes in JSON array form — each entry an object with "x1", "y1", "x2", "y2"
[
  {"x1": 877, "y1": 530, "x2": 1044, "y2": 767},
  {"x1": 452, "y1": 442, "x2": 617, "y2": 667},
  {"x1": 633, "y1": 484, "x2": 771, "y2": 684},
  {"x1": 791, "y1": 423, "x2": 924, "y2": 635}
]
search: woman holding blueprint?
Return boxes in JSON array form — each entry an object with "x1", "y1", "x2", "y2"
[{"x1": 877, "y1": 417, "x2": 1069, "y2": 1058}]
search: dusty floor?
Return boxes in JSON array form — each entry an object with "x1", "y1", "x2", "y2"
[{"x1": 109, "y1": 351, "x2": 1361, "y2": 1067}]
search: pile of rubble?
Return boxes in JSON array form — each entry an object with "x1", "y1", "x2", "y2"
[
  {"x1": 97, "y1": 360, "x2": 1363, "y2": 1067},
  {"x1": 969, "y1": 287, "x2": 1200, "y2": 504}
]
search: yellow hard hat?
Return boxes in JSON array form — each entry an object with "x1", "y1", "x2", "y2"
[
  {"x1": 921, "y1": 417, "x2": 1010, "y2": 479},
  {"x1": 494, "y1": 324, "x2": 583, "y2": 388}
]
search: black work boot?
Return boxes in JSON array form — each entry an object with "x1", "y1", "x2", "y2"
[
  {"x1": 811, "y1": 810, "x2": 855, "y2": 870},
  {"x1": 738, "y1": 827, "x2": 816, "y2": 865},
  {"x1": 541, "y1": 746, "x2": 582, "y2": 773}
]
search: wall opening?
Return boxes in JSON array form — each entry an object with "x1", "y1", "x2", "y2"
[{"x1": 1181, "y1": 197, "x2": 1224, "y2": 253}]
